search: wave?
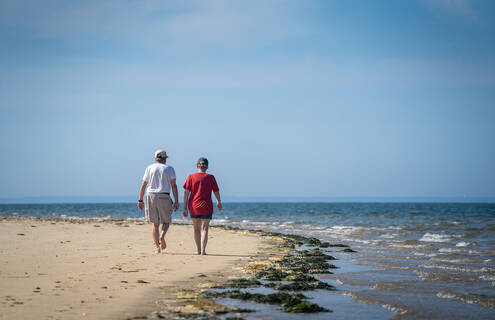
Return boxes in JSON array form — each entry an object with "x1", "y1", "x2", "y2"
[
  {"x1": 438, "y1": 247, "x2": 488, "y2": 255},
  {"x1": 456, "y1": 241, "x2": 476, "y2": 247},
  {"x1": 419, "y1": 233, "x2": 452, "y2": 243},
  {"x1": 421, "y1": 264, "x2": 495, "y2": 274},
  {"x1": 436, "y1": 291, "x2": 495, "y2": 308},
  {"x1": 381, "y1": 304, "x2": 408, "y2": 315},
  {"x1": 479, "y1": 274, "x2": 495, "y2": 282}
]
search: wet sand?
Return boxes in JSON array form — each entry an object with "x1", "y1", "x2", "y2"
[{"x1": 0, "y1": 217, "x2": 266, "y2": 319}]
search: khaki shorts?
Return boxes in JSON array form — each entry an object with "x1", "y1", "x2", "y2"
[{"x1": 145, "y1": 193, "x2": 172, "y2": 223}]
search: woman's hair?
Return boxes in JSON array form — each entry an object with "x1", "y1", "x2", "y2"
[{"x1": 197, "y1": 157, "x2": 208, "y2": 169}]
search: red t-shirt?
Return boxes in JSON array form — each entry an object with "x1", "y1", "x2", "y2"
[{"x1": 183, "y1": 172, "x2": 219, "y2": 215}]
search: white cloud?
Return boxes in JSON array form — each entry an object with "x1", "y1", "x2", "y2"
[
  {"x1": 419, "y1": 0, "x2": 479, "y2": 23},
  {"x1": 0, "y1": 0, "x2": 314, "y2": 51}
]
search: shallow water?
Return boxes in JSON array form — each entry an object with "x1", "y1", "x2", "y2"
[{"x1": 2, "y1": 202, "x2": 494, "y2": 319}]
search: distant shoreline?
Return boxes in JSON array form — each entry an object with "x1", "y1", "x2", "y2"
[{"x1": 1, "y1": 196, "x2": 495, "y2": 204}]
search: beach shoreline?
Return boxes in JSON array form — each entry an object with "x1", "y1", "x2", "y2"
[{"x1": 0, "y1": 216, "x2": 279, "y2": 319}]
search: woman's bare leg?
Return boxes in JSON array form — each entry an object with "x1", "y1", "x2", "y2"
[
  {"x1": 200, "y1": 219, "x2": 210, "y2": 255},
  {"x1": 192, "y1": 219, "x2": 202, "y2": 254}
]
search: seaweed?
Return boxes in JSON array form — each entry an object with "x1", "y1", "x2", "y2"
[
  {"x1": 214, "y1": 278, "x2": 262, "y2": 289},
  {"x1": 275, "y1": 280, "x2": 336, "y2": 291},
  {"x1": 205, "y1": 290, "x2": 328, "y2": 313},
  {"x1": 284, "y1": 301, "x2": 330, "y2": 313},
  {"x1": 318, "y1": 242, "x2": 331, "y2": 248},
  {"x1": 299, "y1": 248, "x2": 329, "y2": 257},
  {"x1": 307, "y1": 237, "x2": 322, "y2": 246},
  {"x1": 282, "y1": 273, "x2": 318, "y2": 282},
  {"x1": 255, "y1": 268, "x2": 290, "y2": 281},
  {"x1": 277, "y1": 255, "x2": 334, "y2": 274},
  {"x1": 328, "y1": 243, "x2": 350, "y2": 247},
  {"x1": 229, "y1": 290, "x2": 307, "y2": 305}
]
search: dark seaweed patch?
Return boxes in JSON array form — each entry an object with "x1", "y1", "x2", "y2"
[
  {"x1": 213, "y1": 278, "x2": 262, "y2": 289},
  {"x1": 275, "y1": 281, "x2": 336, "y2": 291},
  {"x1": 202, "y1": 290, "x2": 329, "y2": 313}
]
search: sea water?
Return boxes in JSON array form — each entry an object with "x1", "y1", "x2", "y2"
[{"x1": 2, "y1": 202, "x2": 494, "y2": 319}]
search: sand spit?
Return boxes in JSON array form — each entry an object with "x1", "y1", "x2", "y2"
[{"x1": 0, "y1": 217, "x2": 273, "y2": 320}]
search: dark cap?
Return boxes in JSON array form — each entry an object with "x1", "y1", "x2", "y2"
[{"x1": 197, "y1": 157, "x2": 208, "y2": 168}]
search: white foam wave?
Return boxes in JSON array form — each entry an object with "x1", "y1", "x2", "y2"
[
  {"x1": 421, "y1": 264, "x2": 495, "y2": 274},
  {"x1": 379, "y1": 233, "x2": 399, "y2": 239},
  {"x1": 436, "y1": 291, "x2": 495, "y2": 307},
  {"x1": 431, "y1": 257, "x2": 473, "y2": 263},
  {"x1": 480, "y1": 275, "x2": 495, "y2": 281},
  {"x1": 438, "y1": 247, "x2": 487, "y2": 255},
  {"x1": 213, "y1": 219, "x2": 231, "y2": 223},
  {"x1": 436, "y1": 291, "x2": 458, "y2": 300},
  {"x1": 438, "y1": 247, "x2": 461, "y2": 253},
  {"x1": 386, "y1": 243, "x2": 429, "y2": 249},
  {"x1": 456, "y1": 241, "x2": 476, "y2": 247},
  {"x1": 413, "y1": 269, "x2": 432, "y2": 281},
  {"x1": 419, "y1": 233, "x2": 452, "y2": 243},
  {"x1": 381, "y1": 304, "x2": 407, "y2": 315},
  {"x1": 413, "y1": 252, "x2": 438, "y2": 257},
  {"x1": 329, "y1": 225, "x2": 363, "y2": 235},
  {"x1": 386, "y1": 226, "x2": 404, "y2": 230}
]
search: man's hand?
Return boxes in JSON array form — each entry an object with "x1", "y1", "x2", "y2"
[
  {"x1": 217, "y1": 201, "x2": 222, "y2": 211},
  {"x1": 173, "y1": 202, "x2": 179, "y2": 211},
  {"x1": 182, "y1": 209, "x2": 188, "y2": 217},
  {"x1": 138, "y1": 201, "x2": 144, "y2": 210}
]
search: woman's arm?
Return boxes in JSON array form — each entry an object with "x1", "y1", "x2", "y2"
[{"x1": 214, "y1": 191, "x2": 222, "y2": 211}]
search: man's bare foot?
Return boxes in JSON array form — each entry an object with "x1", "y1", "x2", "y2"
[{"x1": 160, "y1": 238, "x2": 166, "y2": 250}]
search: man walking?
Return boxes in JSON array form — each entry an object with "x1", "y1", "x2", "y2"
[{"x1": 138, "y1": 149, "x2": 179, "y2": 253}]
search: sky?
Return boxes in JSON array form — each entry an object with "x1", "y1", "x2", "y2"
[{"x1": 1, "y1": 0, "x2": 494, "y2": 200}]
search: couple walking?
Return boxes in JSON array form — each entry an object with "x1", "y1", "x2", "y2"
[{"x1": 137, "y1": 149, "x2": 222, "y2": 255}]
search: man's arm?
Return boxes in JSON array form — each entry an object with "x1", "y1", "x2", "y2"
[
  {"x1": 138, "y1": 181, "x2": 147, "y2": 210},
  {"x1": 214, "y1": 191, "x2": 222, "y2": 211},
  {"x1": 183, "y1": 189, "x2": 190, "y2": 217},
  {"x1": 171, "y1": 178, "x2": 179, "y2": 211}
]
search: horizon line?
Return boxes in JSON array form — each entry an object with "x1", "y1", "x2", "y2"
[{"x1": 1, "y1": 195, "x2": 495, "y2": 204}]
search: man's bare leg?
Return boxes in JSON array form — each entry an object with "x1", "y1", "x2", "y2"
[
  {"x1": 200, "y1": 219, "x2": 210, "y2": 255},
  {"x1": 160, "y1": 223, "x2": 170, "y2": 250},
  {"x1": 192, "y1": 219, "x2": 201, "y2": 254},
  {"x1": 152, "y1": 223, "x2": 160, "y2": 253}
]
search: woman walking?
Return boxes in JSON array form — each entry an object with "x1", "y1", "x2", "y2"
[{"x1": 183, "y1": 157, "x2": 222, "y2": 255}]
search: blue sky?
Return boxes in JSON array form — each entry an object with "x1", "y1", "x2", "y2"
[{"x1": 1, "y1": 0, "x2": 494, "y2": 200}]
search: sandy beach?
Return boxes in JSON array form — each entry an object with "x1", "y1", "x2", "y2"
[{"x1": 0, "y1": 217, "x2": 269, "y2": 319}]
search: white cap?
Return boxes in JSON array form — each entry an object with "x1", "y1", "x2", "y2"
[{"x1": 154, "y1": 149, "x2": 167, "y2": 160}]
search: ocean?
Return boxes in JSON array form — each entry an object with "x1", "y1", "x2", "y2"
[{"x1": 1, "y1": 202, "x2": 494, "y2": 319}]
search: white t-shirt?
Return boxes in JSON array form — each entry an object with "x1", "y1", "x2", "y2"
[{"x1": 142, "y1": 163, "x2": 176, "y2": 193}]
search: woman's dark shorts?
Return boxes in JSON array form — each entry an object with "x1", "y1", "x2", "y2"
[{"x1": 190, "y1": 214, "x2": 213, "y2": 219}]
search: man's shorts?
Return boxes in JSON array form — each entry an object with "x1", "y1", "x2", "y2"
[{"x1": 145, "y1": 193, "x2": 172, "y2": 223}]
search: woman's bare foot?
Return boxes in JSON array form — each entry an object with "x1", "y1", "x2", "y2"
[
  {"x1": 154, "y1": 247, "x2": 161, "y2": 254},
  {"x1": 160, "y1": 238, "x2": 166, "y2": 250},
  {"x1": 201, "y1": 252, "x2": 207, "y2": 255}
]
